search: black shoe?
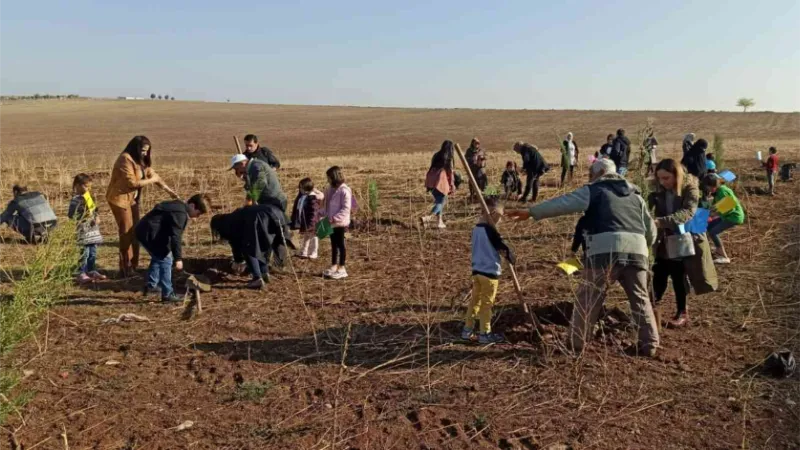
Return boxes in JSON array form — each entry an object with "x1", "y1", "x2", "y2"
[
  {"x1": 161, "y1": 294, "x2": 182, "y2": 303},
  {"x1": 143, "y1": 285, "x2": 157, "y2": 298}
]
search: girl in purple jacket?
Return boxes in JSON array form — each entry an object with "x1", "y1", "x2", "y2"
[{"x1": 323, "y1": 166, "x2": 352, "y2": 280}]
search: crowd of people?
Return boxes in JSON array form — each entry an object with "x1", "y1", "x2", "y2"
[{"x1": 0, "y1": 131, "x2": 789, "y2": 357}]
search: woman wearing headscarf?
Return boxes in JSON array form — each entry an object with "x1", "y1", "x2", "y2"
[
  {"x1": 682, "y1": 133, "x2": 695, "y2": 156},
  {"x1": 421, "y1": 140, "x2": 456, "y2": 229},
  {"x1": 560, "y1": 132, "x2": 579, "y2": 186},
  {"x1": 464, "y1": 138, "x2": 487, "y2": 201},
  {"x1": 681, "y1": 138, "x2": 708, "y2": 180},
  {"x1": 106, "y1": 136, "x2": 179, "y2": 277}
]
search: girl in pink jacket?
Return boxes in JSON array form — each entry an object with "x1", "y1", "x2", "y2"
[{"x1": 323, "y1": 166, "x2": 352, "y2": 280}]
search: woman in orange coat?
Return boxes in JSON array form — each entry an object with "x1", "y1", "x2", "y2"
[{"x1": 106, "y1": 136, "x2": 178, "y2": 277}]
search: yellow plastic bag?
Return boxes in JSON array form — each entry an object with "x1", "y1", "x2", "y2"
[
  {"x1": 714, "y1": 196, "x2": 736, "y2": 214},
  {"x1": 557, "y1": 257, "x2": 583, "y2": 275}
]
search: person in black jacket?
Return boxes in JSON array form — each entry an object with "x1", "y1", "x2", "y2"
[
  {"x1": 513, "y1": 142, "x2": 548, "y2": 203},
  {"x1": 211, "y1": 203, "x2": 290, "y2": 290},
  {"x1": 681, "y1": 138, "x2": 708, "y2": 180},
  {"x1": 244, "y1": 134, "x2": 281, "y2": 169},
  {"x1": 596, "y1": 134, "x2": 614, "y2": 159},
  {"x1": 610, "y1": 129, "x2": 631, "y2": 176},
  {"x1": 501, "y1": 161, "x2": 523, "y2": 200},
  {"x1": 136, "y1": 194, "x2": 211, "y2": 302}
]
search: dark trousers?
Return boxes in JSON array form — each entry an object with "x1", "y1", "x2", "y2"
[
  {"x1": 560, "y1": 165, "x2": 575, "y2": 185},
  {"x1": 246, "y1": 255, "x2": 269, "y2": 280},
  {"x1": 521, "y1": 172, "x2": 540, "y2": 203},
  {"x1": 653, "y1": 258, "x2": 688, "y2": 315},
  {"x1": 331, "y1": 227, "x2": 346, "y2": 266}
]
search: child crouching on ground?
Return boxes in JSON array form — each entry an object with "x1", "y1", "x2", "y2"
[
  {"x1": 323, "y1": 166, "x2": 352, "y2": 280},
  {"x1": 68, "y1": 173, "x2": 106, "y2": 283},
  {"x1": 136, "y1": 194, "x2": 211, "y2": 302},
  {"x1": 462, "y1": 198, "x2": 516, "y2": 344},
  {"x1": 704, "y1": 175, "x2": 744, "y2": 264},
  {"x1": 501, "y1": 161, "x2": 522, "y2": 200},
  {"x1": 290, "y1": 177, "x2": 324, "y2": 259}
]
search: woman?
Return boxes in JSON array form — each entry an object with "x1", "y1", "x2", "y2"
[
  {"x1": 464, "y1": 138, "x2": 487, "y2": 200},
  {"x1": 421, "y1": 140, "x2": 455, "y2": 229},
  {"x1": 682, "y1": 133, "x2": 695, "y2": 156},
  {"x1": 644, "y1": 133, "x2": 659, "y2": 176},
  {"x1": 681, "y1": 138, "x2": 708, "y2": 180},
  {"x1": 106, "y1": 136, "x2": 178, "y2": 277},
  {"x1": 560, "y1": 132, "x2": 579, "y2": 185},
  {"x1": 648, "y1": 159, "x2": 699, "y2": 328}
]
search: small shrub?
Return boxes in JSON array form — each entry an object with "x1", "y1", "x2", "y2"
[
  {"x1": 367, "y1": 179, "x2": 379, "y2": 219},
  {"x1": 712, "y1": 134, "x2": 725, "y2": 171},
  {"x1": 233, "y1": 381, "x2": 273, "y2": 402}
]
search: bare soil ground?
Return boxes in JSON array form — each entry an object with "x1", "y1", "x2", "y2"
[{"x1": 1, "y1": 101, "x2": 799, "y2": 449}]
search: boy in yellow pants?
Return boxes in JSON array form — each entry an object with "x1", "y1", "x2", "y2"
[{"x1": 461, "y1": 199, "x2": 515, "y2": 344}]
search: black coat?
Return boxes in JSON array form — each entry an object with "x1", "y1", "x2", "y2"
[
  {"x1": 135, "y1": 200, "x2": 189, "y2": 260},
  {"x1": 681, "y1": 140, "x2": 708, "y2": 179},
  {"x1": 246, "y1": 146, "x2": 281, "y2": 169},
  {"x1": 211, "y1": 204, "x2": 289, "y2": 265},
  {"x1": 520, "y1": 145, "x2": 547, "y2": 176},
  {"x1": 610, "y1": 136, "x2": 630, "y2": 169},
  {"x1": 290, "y1": 192, "x2": 319, "y2": 233}
]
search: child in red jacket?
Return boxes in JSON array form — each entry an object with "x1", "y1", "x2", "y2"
[{"x1": 763, "y1": 146, "x2": 779, "y2": 195}]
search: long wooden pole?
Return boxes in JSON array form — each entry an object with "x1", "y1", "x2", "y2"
[
  {"x1": 454, "y1": 144, "x2": 544, "y2": 335},
  {"x1": 233, "y1": 135, "x2": 243, "y2": 154}
]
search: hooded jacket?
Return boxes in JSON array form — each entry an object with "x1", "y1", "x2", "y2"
[
  {"x1": 647, "y1": 168, "x2": 700, "y2": 260},
  {"x1": 245, "y1": 158, "x2": 288, "y2": 212},
  {"x1": 681, "y1": 140, "x2": 708, "y2": 179},
  {"x1": 528, "y1": 174, "x2": 656, "y2": 269},
  {"x1": 610, "y1": 135, "x2": 631, "y2": 169},
  {"x1": 0, "y1": 192, "x2": 57, "y2": 240},
  {"x1": 135, "y1": 200, "x2": 190, "y2": 260}
]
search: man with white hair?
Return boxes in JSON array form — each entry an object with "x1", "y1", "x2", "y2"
[{"x1": 506, "y1": 158, "x2": 659, "y2": 356}]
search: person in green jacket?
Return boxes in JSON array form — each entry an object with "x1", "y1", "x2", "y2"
[{"x1": 704, "y1": 175, "x2": 745, "y2": 264}]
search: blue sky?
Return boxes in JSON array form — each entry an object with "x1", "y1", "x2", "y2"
[{"x1": 2, "y1": 0, "x2": 799, "y2": 111}]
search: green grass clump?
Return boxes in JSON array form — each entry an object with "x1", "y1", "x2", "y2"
[
  {"x1": 233, "y1": 381, "x2": 273, "y2": 402},
  {"x1": 0, "y1": 222, "x2": 79, "y2": 425}
]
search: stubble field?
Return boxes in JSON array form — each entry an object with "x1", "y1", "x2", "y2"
[{"x1": 1, "y1": 100, "x2": 799, "y2": 449}]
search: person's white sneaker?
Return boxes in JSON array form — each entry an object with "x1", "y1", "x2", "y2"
[
  {"x1": 323, "y1": 266, "x2": 337, "y2": 278},
  {"x1": 436, "y1": 220, "x2": 446, "y2": 229},
  {"x1": 713, "y1": 257, "x2": 731, "y2": 264},
  {"x1": 329, "y1": 268, "x2": 348, "y2": 280}
]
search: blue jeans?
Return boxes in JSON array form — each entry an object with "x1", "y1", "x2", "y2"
[
  {"x1": 146, "y1": 252, "x2": 174, "y2": 297},
  {"x1": 707, "y1": 218, "x2": 736, "y2": 249},
  {"x1": 246, "y1": 255, "x2": 268, "y2": 280},
  {"x1": 617, "y1": 167, "x2": 628, "y2": 176},
  {"x1": 430, "y1": 189, "x2": 446, "y2": 215},
  {"x1": 78, "y1": 244, "x2": 97, "y2": 274}
]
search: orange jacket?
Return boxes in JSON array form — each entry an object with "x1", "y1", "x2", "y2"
[{"x1": 106, "y1": 153, "x2": 145, "y2": 208}]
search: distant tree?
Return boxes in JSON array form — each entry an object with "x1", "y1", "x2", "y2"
[
  {"x1": 33, "y1": 93, "x2": 41, "y2": 100},
  {"x1": 170, "y1": 96, "x2": 175, "y2": 101},
  {"x1": 737, "y1": 98, "x2": 755, "y2": 112},
  {"x1": 150, "y1": 93, "x2": 156, "y2": 99},
  {"x1": 158, "y1": 95, "x2": 162, "y2": 100},
  {"x1": 163, "y1": 94, "x2": 169, "y2": 100}
]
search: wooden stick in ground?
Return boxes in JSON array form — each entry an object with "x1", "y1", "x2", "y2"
[
  {"x1": 233, "y1": 135, "x2": 243, "y2": 154},
  {"x1": 454, "y1": 143, "x2": 544, "y2": 335}
]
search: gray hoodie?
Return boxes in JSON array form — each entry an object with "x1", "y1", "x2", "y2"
[{"x1": 528, "y1": 174, "x2": 656, "y2": 269}]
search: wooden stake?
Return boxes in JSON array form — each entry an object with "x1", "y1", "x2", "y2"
[
  {"x1": 233, "y1": 135, "x2": 243, "y2": 154},
  {"x1": 454, "y1": 143, "x2": 544, "y2": 335}
]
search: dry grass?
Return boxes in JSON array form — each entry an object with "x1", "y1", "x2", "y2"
[{"x1": 0, "y1": 100, "x2": 798, "y2": 449}]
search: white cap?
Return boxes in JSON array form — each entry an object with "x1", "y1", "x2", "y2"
[{"x1": 229, "y1": 154, "x2": 248, "y2": 170}]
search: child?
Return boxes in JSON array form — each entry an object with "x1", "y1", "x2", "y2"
[
  {"x1": 705, "y1": 153, "x2": 717, "y2": 174},
  {"x1": 704, "y1": 175, "x2": 744, "y2": 264},
  {"x1": 323, "y1": 166, "x2": 352, "y2": 280},
  {"x1": 136, "y1": 194, "x2": 211, "y2": 301},
  {"x1": 763, "y1": 146, "x2": 779, "y2": 195},
  {"x1": 290, "y1": 177, "x2": 324, "y2": 259},
  {"x1": 68, "y1": 174, "x2": 106, "y2": 283},
  {"x1": 461, "y1": 198, "x2": 516, "y2": 344},
  {"x1": 501, "y1": 161, "x2": 522, "y2": 200}
]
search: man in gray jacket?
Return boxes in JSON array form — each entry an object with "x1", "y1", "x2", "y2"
[
  {"x1": 229, "y1": 154, "x2": 287, "y2": 212},
  {"x1": 507, "y1": 159, "x2": 659, "y2": 356}
]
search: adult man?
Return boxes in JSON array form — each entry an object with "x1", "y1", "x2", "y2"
[
  {"x1": 243, "y1": 134, "x2": 281, "y2": 169},
  {"x1": 513, "y1": 142, "x2": 547, "y2": 203},
  {"x1": 229, "y1": 154, "x2": 291, "y2": 268},
  {"x1": 507, "y1": 159, "x2": 659, "y2": 356},
  {"x1": 229, "y1": 154, "x2": 287, "y2": 212},
  {"x1": 0, "y1": 185, "x2": 58, "y2": 243},
  {"x1": 610, "y1": 129, "x2": 631, "y2": 176}
]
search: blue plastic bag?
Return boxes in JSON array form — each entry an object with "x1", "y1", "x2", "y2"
[
  {"x1": 719, "y1": 170, "x2": 736, "y2": 183},
  {"x1": 685, "y1": 208, "x2": 710, "y2": 234}
]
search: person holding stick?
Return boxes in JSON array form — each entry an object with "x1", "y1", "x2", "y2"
[
  {"x1": 243, "y1": 134, "x2": 281, "y2": 169},
  {"x1": 107, "y1": 136, "x2": 179, "y2": 278},
  {"x1": 506, "y1": 158, "x2": 660, "y2": 356},
  {"x1": 461, "y1": 197, "x2": 515, "y2": 344},
  {"x1": 560, "y1": 132, "x2": 579, "y2": 186}
]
